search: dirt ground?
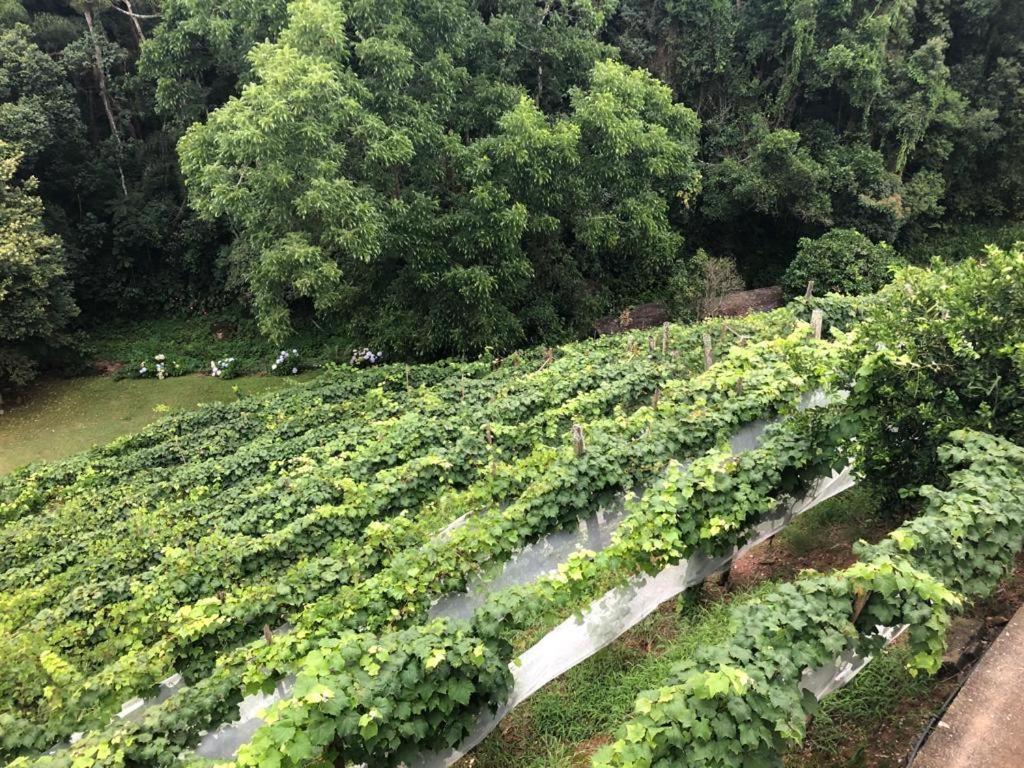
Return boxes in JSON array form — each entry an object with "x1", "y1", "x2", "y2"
[{"x1": 726, "y1": 514, "x2": 1024, "y2": 768}]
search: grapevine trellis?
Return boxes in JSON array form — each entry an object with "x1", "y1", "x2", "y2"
[{"x1": 3, "y1": 247, "x2": 1024, "y2": 768}]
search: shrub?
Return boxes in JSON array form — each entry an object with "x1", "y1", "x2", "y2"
[
  {"x1": 782, "y1": 228, "x2": 896, "y2": 298},
  {"x1": 899, "y1": 220, "x2": 1024, "y2": 265},
  {"x1": 844, "y1": 245, "x2": 1024, "y2": 500},
  {"x1": 209, "y1": 357, "x2": 237, "y2": 378},
  {"x1": 669, "y1": 249, "x2": 746, "y2": 321},
  {"x1": 136, "y1": 354, "x2": 183, "y2": 380},
  {"x1": 349, "y1": 347, "x2": 383, "y2": 367},
  {"x1": 271, "y1": 348, "x2": 301, "y2": 375}
]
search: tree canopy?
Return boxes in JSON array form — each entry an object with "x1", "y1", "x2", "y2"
[
  {"x1": 0, "y1": 0, "x2": 1023, "y2": 382},
  {"x1": 0, "y1": 142, "x2": 77, "y2": 388},
  {"x1": 178, "y1": 0, "x2": 702, "y2": 353}
]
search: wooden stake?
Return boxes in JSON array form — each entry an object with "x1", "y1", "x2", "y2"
[
  {"x1": 811, "y1": 309, "x2": 823, "y2": 340},
  {"x1": 485, "y1": 424, "x2": 495, "y2": 478},
  {"x1": 851, "y1": 588, "x2": 872, "y2": 624},
  {"x1": 263, "y1": 624, "x2": 274, "y2": 645},
  {"x1": 538, "y1": 347, "x2": 554, "y2": 371},
  {"x1": 702, "y1": 333, "x2": 714, "y2": 370},
  {"x1": 651, "y1": 387, "x2": 661, "y2": 407},
  {"x1": 571, "y1": 424, "x2": 586, "y2": 457},
  {"x1": 662, "y1": 322, "x2": 670, "y2": 354},
  {"x1": 804, "y1": 280, "x2": 815, "y2": 300}
]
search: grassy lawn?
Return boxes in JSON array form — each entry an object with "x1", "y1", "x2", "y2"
[{"x1": 0, "y1": 373, "x2": 317, "y2": 475}]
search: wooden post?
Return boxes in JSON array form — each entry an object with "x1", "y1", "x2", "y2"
[
  {"x1": 662, "y1": 322, "x2": 670, "y2": 355},
  {"x1": 648, "y1": 335, "x2": 656, "y2": 353},
  {"x1": 571, "y1": 424, "x2": 585, "y2": 457},
  {"x1": 405, "y1": 365, "x2": 411, "y2": 389},
  {"x1": 810, "y1": 309, "x2": 823, "y2": 340},
  {"x1": 651, "y1": 387, "x2": 661, "y2": 407},
  {"x1": 263, "y1": 625, "x2": 274, "y2": 645},
  {"x1": 485, "y1": 424, "x2": 495, "y2": 478},
  {"x1": 702, "y1": 333, "x2": 714, "y2": 370},
  {"x1": 804, "y1": 280, "x2": 815, "y2": 300},
  {"x1": 538, "y1": 347, "x2": 554, "y2": 370},
  {"x1": 851, "y1": 588, "x2": 872, "y2": 624}
]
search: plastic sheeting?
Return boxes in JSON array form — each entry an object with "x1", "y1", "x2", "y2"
[
  {"x1": 801, "y1": 625, "x2": 907, "y2": 700},
  {"x1": 413, "y1": 465, "x2": 855, "y2": 768},
  {"x1": 193, "y1": 417, "x2": 780, "y2": 759},
  {"x1": 56, "y1": 393, "x2": 849, "y2": 764}
]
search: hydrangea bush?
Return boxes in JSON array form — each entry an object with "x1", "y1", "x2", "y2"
[
  {"x1": 271, "y1": 349, "x2": 300, "y2": 375},
  {"x1": 209, "y1": 357, "x2": 237, "y2": 379},
  {"x1": 137, "y1": 354, "x2": 182, "y2": 380},
  {"x1": 350, "y1": 347, "x2": 383, "y2": 367}
]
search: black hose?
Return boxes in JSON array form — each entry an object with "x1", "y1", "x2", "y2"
[{"x1": 904, "y1": 658, "x2": 979, "y2": 766}]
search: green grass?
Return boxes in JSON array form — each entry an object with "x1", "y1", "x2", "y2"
[
  {"x1": 776, "y1": 485, "x2": 882, "y2": 556},
  {"x1": 786, "y1": 645, "x2": 937, "y2": 768},
  {"x1": 465, "y1": 583, "x2": 776, "y2": 767},
  {"x1": 0, "y1": 373, "x2": 317, "y2": 475}
]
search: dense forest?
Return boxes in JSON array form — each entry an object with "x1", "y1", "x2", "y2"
[{"x1": 1, "y1": 0, "x2": 1023, "y2": 388}]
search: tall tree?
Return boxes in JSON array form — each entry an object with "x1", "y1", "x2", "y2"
[
  {"x1": 0, "y1": 142, "x2": 78, "y2": 391},
  {"x1": 180, "y1": 0, "x2": 702, "y2": 356}
]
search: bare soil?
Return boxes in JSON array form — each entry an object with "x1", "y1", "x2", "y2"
[{"x1": 788, "y1": 554, "x2": 1024, "y2": 768}]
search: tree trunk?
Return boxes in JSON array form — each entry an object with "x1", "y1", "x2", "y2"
[
  {"x1": 120, "y1": 0, "x2": 146, "y2": 46},
  {"x1": 82, "y1": 1, "x2": 128, "y2": 197}
]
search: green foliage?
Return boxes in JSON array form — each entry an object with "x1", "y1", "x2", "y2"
[
  {"x1": 782, "y1": 228, "x2": 896, "y2": 298},
  {"x1": 3, "y1": 0, "x2": 1024, "y2": 363},
  {"x1": 237, "y1": 620, "x2": 511, "y2": 767},
  {"x1": 85, "y1": 314, "x2": 357, "y2": 378},
  {"x1": 139, "y1": 0, "x2": 290, "y2": 124},
  {"x1": 0, "y1": 0, "x2": 28, "y2": 26},
  {"x1": 0, "y1": 24, "x2": 81, "y2": 168},
  {"x1": 4, "y1": 258, "x2": 1024, "y2": 766},
  {"x1": 668, "y1": 248, "x2": 746, "y2": 321},
  {"x1": 0, "y1": 306, "x2": 820, "y2": 764},
  {"x1": 0, "y1": 143, "x2": 77, "y2": 390},
  {"x1": 899, "y1": 220, "x2": 1024, "y2": 265},
  {"x1": 845, "y1": 245, "x2": 1024, "y2": 499},
  {"x1": 593, "y1": 429, "x2": 1024, "y2": 768},
  {"x1": 615, "y1": 0, "x2": 1022, "y2": 265},
  {"x1": 592, "y1": 558, "x2": 956, "y2": 768},
  {"x1": 178, "y1": 0, "x2": 701, "y2": 355},
  {"x1": 794, "y1": 643, "x2": 932, "y2": 763},
  {"x1": 856, "y1": 430, "x2": 1024, "y2": 600}
]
